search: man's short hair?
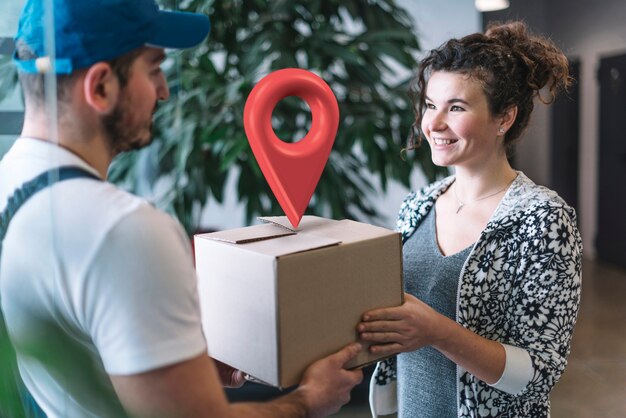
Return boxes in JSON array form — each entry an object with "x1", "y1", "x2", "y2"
[{"x1": 16, "y1": 40, "x2": 144, "y2": 109}]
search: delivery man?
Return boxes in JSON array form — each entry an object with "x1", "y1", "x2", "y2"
[{"x1": 0, "y1": 1, "x2": 362, "y2": 417}]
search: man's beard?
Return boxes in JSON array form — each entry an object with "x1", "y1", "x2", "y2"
[{"x1": 102, "y1": 96, "x2": 157, "y2": 156}]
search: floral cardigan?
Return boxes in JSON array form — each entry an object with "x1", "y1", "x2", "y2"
[{"x1": 369, "y1": 172, "x2": 583, "y2": 418}]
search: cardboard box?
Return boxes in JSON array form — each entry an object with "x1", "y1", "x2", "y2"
[{"x1": 194, "y1": 216, "x2": 403, "y2": 388}]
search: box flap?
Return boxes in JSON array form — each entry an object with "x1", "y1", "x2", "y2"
[
  {"x1": 259, "y1": 215, "x2": 343, "y2": 232},
  {"x1": 258, "y1": 216, "x2": 300, "y2": 232},
  {"x1": 266, "y1": 215, "x2": 396, "y2": 244},
  {"x1": 197, "y1": 215, "x2": 395, "y2": 256},
  {"x1": 320, "y1": 219, "x2": 396, "y2": 244},
  {"x1": 243, "y1": 233, "x2": 340, "y2": 257},
  {"x1": 195, "y1": 223, "x2": 295, "y2": 244}
]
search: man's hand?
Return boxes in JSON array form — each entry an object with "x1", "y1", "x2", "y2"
[
  {"x1": 112, "y1": 345, "x2": 364, "y2": 418},
  {"x1": 296, "y1": 343, "x2": 364, "y2": 418},
  {"x1": 212, "y1": 358, "x2": 246, "y2": 388}
]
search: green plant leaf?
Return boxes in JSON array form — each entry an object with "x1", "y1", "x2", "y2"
[{"x1": 108, "y1": 0, "x2": 448, "y2": 233}]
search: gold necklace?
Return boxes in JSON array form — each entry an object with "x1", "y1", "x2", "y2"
[{"x1": 453, "y1": 178, "x2": 515, "y2": 214}]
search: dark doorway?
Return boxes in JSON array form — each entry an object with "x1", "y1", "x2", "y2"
[
  {"x1": 597, "y1": 53, "x2": 626, "y2": 268},
  {"x1": 550, "y1": 59, "x2": 580, "y2": 212}
]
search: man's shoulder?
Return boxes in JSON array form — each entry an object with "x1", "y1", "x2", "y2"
[
  {"x1": 48, "y1": 177, "x2": 151, "y2": 229},
  {"x1": 63, "y1": 181, "x2": 189, "y2": 252}
]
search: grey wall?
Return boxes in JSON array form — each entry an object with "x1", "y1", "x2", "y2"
[
  {"x1": 483, "y1": 0, "x2": 550, "y2": 187},
  {"x1": 484, "y1": 0, "x2": 626, "y2": 258},
  {"x1": 548, "y1": 0, "x2": 626, "y2": 260}
]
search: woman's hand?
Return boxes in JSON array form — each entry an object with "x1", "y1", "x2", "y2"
[
  {"x1": 357, "y1": 293, "x2": 449, "y2": 356},
  {"x1": 358, "y1": 293, "x2": 507, "y2": 385},
  {"x1": 212, "y1": 358, "x2": 246, "y2": 388}
]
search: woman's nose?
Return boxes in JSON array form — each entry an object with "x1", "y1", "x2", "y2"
[{"x1": 425, "y1": 112, "x2": 447, "y2": 132}]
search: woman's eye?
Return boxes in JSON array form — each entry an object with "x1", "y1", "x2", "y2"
[
  {"x1": 426, "y1": 103, "x2": 436, "y2": 110},
  {"x1": 450, "y1": 105, "x2": 465, "y2": 111}
]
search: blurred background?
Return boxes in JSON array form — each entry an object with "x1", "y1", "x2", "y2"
[{"x1": 1, "y1": 0, "x2": 625, "y2": 417}]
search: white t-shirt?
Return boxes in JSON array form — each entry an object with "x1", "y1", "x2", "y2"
[{"x1": 0, "y1": 138, "x2": 207, "y2": 417}]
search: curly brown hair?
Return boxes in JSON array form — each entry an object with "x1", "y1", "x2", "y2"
[{"x1": 408, "y1": 21, "x2": 572, "y2": 157}]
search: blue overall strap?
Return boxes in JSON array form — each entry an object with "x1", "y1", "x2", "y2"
[
  {"x1": 0, "y1": 165, "x2": 101, "y2": 418},
  {"x1": 0, "y1": 166, "x2": 101, "y2": 247}
]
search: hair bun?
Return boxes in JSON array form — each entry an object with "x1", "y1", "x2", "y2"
[
  {"x1": 485, "y1": 21, "x2": 529, "y2": 50},
  {"x1": 486, "y1": 21, "x2": 571, "y2": 102}
]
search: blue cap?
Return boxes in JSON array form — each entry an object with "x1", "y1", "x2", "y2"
[{"x1": 13, "y1": 0, "x2": 211, "y2": 74}]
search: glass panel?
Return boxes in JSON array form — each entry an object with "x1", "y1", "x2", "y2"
[
  {"x1": 0, "y1": 1, "x2": 25, "y2": 38},
  {"x1": 1, "y1": 1, "x2": 60, "y2": 416},
  {"x1": 0, "y1": 135, "x2": 17, "y2": 156},
  {"x1": 0, "y1": 85, "x2": 23, "y2": 156},
  {"x1": 1, "y1": 2, "x2": 186, "y2": 415}
]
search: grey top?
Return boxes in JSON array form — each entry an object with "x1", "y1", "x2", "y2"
[
  {"x1": 397, "y1": 207, "x2": 472, "y2": 418},
  {"x1": 372, "y1": 172, "x2": 583, "y2": 418}
]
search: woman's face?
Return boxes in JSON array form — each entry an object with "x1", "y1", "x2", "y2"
[{"x1": 421, "y1": 71, "x2": 504, "y2": 169}]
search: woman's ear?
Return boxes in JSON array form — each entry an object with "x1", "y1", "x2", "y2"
[
  {"x1": 82, "y1": 62, "x2": 119, "y2": 114},
  {"x1": 499, "y1": 105, "x2": 518, "y2": 135}
]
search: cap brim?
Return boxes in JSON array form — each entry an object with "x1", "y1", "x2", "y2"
[{"x1": 148, "y1": 10, "x2": 210, "y2": 49}]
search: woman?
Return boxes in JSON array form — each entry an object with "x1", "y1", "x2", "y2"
[{"x1": 358, "y1": 21, "x2": 582, "y2": 417}]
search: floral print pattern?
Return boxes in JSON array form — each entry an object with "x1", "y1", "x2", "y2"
[{"x1": 371, "y1": 172, "x2": 582, "y2": 418}]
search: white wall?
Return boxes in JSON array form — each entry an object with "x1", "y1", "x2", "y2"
[
  {"x1": 201, "y1": 0, "x2": 480, "y2": 230},
  {"x1": 398, "y1": 0, "x2": 481, "y2": 56}
]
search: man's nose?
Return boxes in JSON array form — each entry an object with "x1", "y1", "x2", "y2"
[{"x1": 158, "y1": 74, "x2": 170, "y2": 101}]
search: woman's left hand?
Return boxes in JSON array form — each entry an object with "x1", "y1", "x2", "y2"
[
  {"x1": 212, "y1": 358, "x2": 246, "y2": 388},
  {"x1": 357, "y1": 293, "x2": 449, "y2": 356},
  {"x1": 359, "y1": 293, "x2": 507, "y2": 384}
]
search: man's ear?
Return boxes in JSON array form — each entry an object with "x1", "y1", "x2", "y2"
[{"x1": 83, "y1": 63, "x2": 119, "y2": 114}]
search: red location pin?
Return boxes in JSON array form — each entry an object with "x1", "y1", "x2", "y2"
[{"x1": 243, "y1": 69, "x2": 339, "y2": 229}]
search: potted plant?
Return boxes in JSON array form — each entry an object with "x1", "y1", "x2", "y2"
[{"x1": 108, "y1": 0, "x2": 446, "y2": 234}]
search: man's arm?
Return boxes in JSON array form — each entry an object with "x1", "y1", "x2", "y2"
[{"x1": 110, "y1": 343, "x2": 363, "y2": 418}]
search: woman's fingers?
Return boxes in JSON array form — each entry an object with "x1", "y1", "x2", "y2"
[
  {"x1": 362, "y1": 306, "x2": 406, "y2": 322},
  {"x1": 357, "y1": 294, "x2": 447, "y2": 354},
  {"x1": 357, "y1": 320, "x2": 400, "y2": 333},
  {"x1": 359, "y1": 330, "x2": 404, "y2": 343},
  {"x1": 367, "y1": 343, "x2": 403, "y2": 356},
  {"x1": 363, "y1": 294, "x2": 421, "y2": 322}
]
